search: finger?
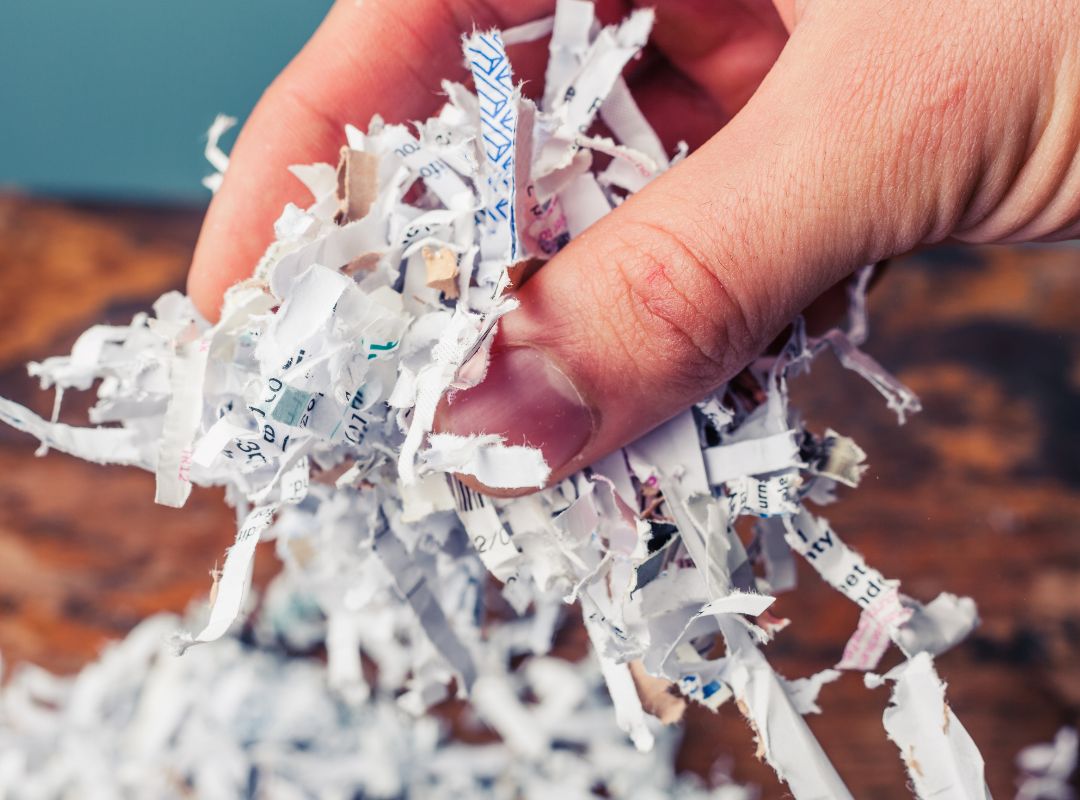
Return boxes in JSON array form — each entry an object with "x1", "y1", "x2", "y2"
[
  {"x1": 641, "y1": 0, "x2": 789, "y2": 116},
  {"x1": 623, "y1": 59, "x2": 861, "y2": 342},
  {"x1": 770, "y1": 0, "x2": 801, "y2": 33},
  {"x1": 437, "y1": 15, "x2": 971, "y2": 488},
  {"x1": 188, "y1": 0, "x2": 558, "y2": 321}
]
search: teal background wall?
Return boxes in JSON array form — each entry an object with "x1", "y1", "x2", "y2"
[{"x1": 0, "y1": 1, "x2": 332, "y2": 202}]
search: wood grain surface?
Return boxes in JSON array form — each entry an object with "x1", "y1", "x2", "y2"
[{"x1": 0, "y1": 193, "x2": 1076, "y2": 797}]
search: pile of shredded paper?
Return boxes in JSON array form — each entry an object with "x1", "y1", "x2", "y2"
[
  {"x1": 0, "y1": 604, "x2": 754, "y2": 799},
  {"x1": 0, "y1": 3, "x2": 995, "y2": 797}
]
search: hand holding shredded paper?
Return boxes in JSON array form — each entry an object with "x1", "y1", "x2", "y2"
[
  {"x1": 192, "y1": 0, "x2": 1080, "y2": 489},
  {"x1": 5, "y1": 0, "x2": 1078, "y2": 796}
]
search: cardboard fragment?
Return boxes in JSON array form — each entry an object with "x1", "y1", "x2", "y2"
[
  {"x1": 422, "y1": 245, "x2": 459, "y2": 298},
  {"x1": 334, "y1": 146, "x2": 378, "y2": 223},
  {"x1": 342, "y1": 251, "x2": 381, "y2": 276},
  {"x1": 629, "y1": 660, "x2": 687, "y2": 725}
]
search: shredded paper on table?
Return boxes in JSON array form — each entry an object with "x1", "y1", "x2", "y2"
[{"x1": 0, "y1": 4, "x2": 996, "y2": 798}]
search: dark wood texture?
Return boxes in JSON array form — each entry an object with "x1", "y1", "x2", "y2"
[{"x1": 0, "y1": 193, "x2": 1076, "y2": 797}]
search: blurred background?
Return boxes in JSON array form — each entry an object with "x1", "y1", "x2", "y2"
[
  {"x1": 1, "y1": 0, "x2": 329, "y2": 200},
  {"x1": 0, "y1": 2, "x2": 1078, "y2": 798}
]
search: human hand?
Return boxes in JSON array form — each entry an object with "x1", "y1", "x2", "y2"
[{"x1": 189, "y1": 0, "x2": 1080, "y2": 486}]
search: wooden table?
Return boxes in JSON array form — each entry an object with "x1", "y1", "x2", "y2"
[{"x1": 0, "y1": 193, "x2": 1076, "y2": 797}]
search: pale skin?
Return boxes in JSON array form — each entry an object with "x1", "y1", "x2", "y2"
[{"x1": 188, "y1": 0, "x2": 1080, "y2": 486}]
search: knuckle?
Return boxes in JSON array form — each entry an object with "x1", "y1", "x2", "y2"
[{"x1": 599, "y1": 215, "x2": 757, "y2": 396}]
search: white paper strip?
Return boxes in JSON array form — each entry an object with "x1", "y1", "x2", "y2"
[
  {"x1": 871, "y1": 653, "x2": 991, "y2": 799},
  {"x1": 172, "y1": 504, "x2": 276, "y2": 654}
]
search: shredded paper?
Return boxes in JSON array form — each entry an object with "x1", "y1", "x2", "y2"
[
  {"x1": 0, "y1": 606, "x2": 755, "y2": 799},
  {"x1": 0, "y1": 4, "x2": 994, "y2": 797}
]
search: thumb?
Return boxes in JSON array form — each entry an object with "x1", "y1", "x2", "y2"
[{"x1": 438, "y1": 16, "x2": 970, "y2": 486}]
